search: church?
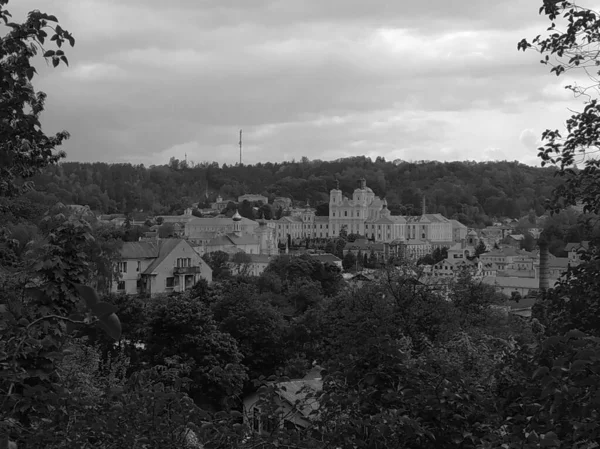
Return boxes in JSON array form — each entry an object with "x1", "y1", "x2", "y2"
[{"x1": 274, "y1": 178, "x2": 457, "y2": 246}]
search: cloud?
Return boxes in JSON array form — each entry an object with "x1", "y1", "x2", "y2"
[{"x1": 6, "y1": 0, "x2": 588, "y2": 166}]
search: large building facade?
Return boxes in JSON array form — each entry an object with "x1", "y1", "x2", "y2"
[{"x1": 274, "y1": 178, "x2": 456, "y2": 245}]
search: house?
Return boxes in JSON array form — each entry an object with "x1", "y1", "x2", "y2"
[
  {"x1": 211, "y1": 195, "x2": 233, "y2": 212},
  {"x1": 246, "y1": 254, "x2": 273, "y2": 276},
  {"x1": 185, "y1": 215, "x2": 259, "y2": 244},
  {"x1": 243, "y1": 368, "x2": 323, "y2": 434},
  {"x1": 504, "y1": 234, "x2": 525, "y2": 248},
  {"x1": 112, "y1": 239, "x2": 212, "y2": 296},
  {"x1": 482, "y1": 276, "x2": 558, "y2": 297},
  {"x1": 308, "y1": 253, "x2": 342, "y2": 269},
  {"x1": 565, "y1": 241, "x2": 590, "y2": 265}
]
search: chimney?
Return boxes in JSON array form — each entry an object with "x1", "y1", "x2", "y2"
[{"x1": 539, "y1": 240, "x2": 549, "y2": 291}]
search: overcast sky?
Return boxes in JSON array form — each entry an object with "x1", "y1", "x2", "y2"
[{"x1": 9, "y1": 0, "x2": 593, "y2": 166}]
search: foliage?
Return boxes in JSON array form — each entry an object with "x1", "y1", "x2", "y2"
[
  {"x1": 212, "y1": 288, "x2": 287, "y2": 378},
  {"x1": 146, "y1": 295, "x2": 247, "y2": 409},
  {"x1": 202, "y1": 250, "x2": 231, "y2": 280},
  {"x1": 26, "y1": 158, "x2": 560, "y2": 224},
  {"x1": 0, "y1": 0, "x2": 75, "y2": 196},
  {"x1": 519, "y1": 1, "x2": 600, "y2": 216}
]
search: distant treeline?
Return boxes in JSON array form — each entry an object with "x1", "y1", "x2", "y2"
[{"x1": 26, "y1": 156, "x2": 560, "y2": 226}]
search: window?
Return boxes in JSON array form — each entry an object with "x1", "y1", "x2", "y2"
[
  {"x1": 177, "y1": 258, "x2": 191, "y2": 267},
  {"x1": 344, "y1": 211, "x2": 348, "y2": 217},
  {"x1": 137, "y1": 261, "x2": 141, "y2": 272},
  {"x1": 136, "y1": 279, "x2": 142, "y2": 289},
  {"x1": 118, "y1": 262, "x2": 127, "y2": 273},
  {"x1": 117, "y1": 281, "x2": 125, "y2": 291},
  {"x1": 166, "y1": 277, "x2": 175, "y2": 288}
]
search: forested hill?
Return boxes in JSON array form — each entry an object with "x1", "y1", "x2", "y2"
[{"x1": 28, "y1": 157, "x2": 559, "y2": 226}]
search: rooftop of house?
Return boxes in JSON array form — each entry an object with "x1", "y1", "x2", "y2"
[
  {"x1": 247, "y1": 254, "x2": 272, "y2": 264},
  {"x1": 187, "y1": 216, "x2": 257, "y2": 226},
  {"x1": 309, "y1": 253, "x2": 342, "y2": 264},
  {"x1": 565, "y1": 241, "x2": 590, "y2": 251},
  {"x1": 143, "y1": 239, "x2": 188, "y2": 275}
]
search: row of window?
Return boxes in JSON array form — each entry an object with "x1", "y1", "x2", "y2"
[{"x1": 118, "y1": 261, "x2": 141, "y2": 273}]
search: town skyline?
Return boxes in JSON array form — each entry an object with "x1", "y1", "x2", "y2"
[{"x1": 11, "y1": 0, "x2": 588, "y2": 167}]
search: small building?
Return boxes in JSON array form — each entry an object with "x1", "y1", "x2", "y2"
[
  {"x1": 308, "y1": 253, "x2": 342, "y2": 269},
  {"x1": 112, "y1": 239, "x2": 212, "y2": 296},
  {"x1": 243, "y1": 370, "x2": 322, "y2": 434}
]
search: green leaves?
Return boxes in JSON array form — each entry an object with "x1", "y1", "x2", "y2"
[{"x1": 73, "y1": 284, "x2": 122, "y2": 340}]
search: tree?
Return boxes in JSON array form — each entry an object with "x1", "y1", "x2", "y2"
[
  {"x1": 519, "y1": 1, "x2": 600, "y2": 215},
  {"x1": 158, "y1": 222, "x2": 174, "y2": 238},
  {"x1": 146, "y1": 296, "x2": 247, "y2": 409},
  {"x1": 0, "y1": 1, "x2": 75, "y2": 196},
  {"x1": 211, "y1": 288, "x2": 287, "y2": 378},
  {"x1": 230, "y1": 251, "x2": 252, "y2": 276},
  {"x1": 342, "y1": 251, "x2": 357, "y2": 272},
  {"x1": 474, "y1": 240, "x2": 487, "y2": 258},
  {"x1": 202, "y1": 251, "x2": 231, "y2": 280}
]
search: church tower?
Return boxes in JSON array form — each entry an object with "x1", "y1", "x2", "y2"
[
  {"x1": 232, "y1": 210, "x2": 242, "y2": 236},
  {"x1": 329, "y1": 179, "x2": 342, "y2": 206}
]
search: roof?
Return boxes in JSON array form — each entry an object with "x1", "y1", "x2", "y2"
[
  {"x1": 120, "y1": 241, "x2": 159, "y2": 259},
  {"x1": 314, "y1": 216, "x2": 329, "y2": 222},
  {"x1": 276, "y1": 216, "x2": 303, "y2": 223},
  {"x1": 482, "y1": 276, "x2": 558, "y2": 289},
  {"x1": 275, "y1": 379, "x2": 322, "y2": 417},
  {"x1": 247, "y1": 254, "x2": 272, "y2": 264},
  {"x1": 187, "y1": 216, "x2": 257, "y2": 226},
  {"x1": 142, "y1": 239, "x2": 186, "y2": 275},
  {"x1": 450, "y1": 220, "x2": 468, "y2": 229},
  {"x1": 548, "y1": 257, "x2": 570, "y2": 269},
  {"x1": 565, "y1": 241, "x2": 590, "y2": 251},
  {"x1": 309, "y1": 254, "x2": 341, "y2": 264},
  {"x1": 508, "y1": 234, "x2": 525, "y2": 241}
]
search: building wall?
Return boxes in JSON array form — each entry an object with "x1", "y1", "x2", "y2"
[{"x1": 112, "y1": 258, "x2": 154, "y2": 295}]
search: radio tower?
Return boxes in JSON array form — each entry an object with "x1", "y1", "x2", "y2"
[{"x1": 239, "y1": 129, "x2": 242, "y2": 165}]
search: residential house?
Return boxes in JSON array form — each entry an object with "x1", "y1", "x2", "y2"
[
  {"x1": 185, "y1": 215, "x2": 259, "y2": 244},
  {"x1": 246, "y1": 254, "x2": 273, "y2": 276},
  {"x1": 308, "y1": 253, "x2": 342, "y2": 269},
  {"x1": 384, "y1": 238, "x2": 432, "y2": 260},
  {"x1": 211, "y1": 195, "x2": 232, "y2": 212},
  {"x1": 482, "y1": 276, "x2": 558, "y2": 297},
  {"x1": 565, "y1": 241, "x2": 590, "y2": 265},
  {"x1": 479, "y1": 248, "x2": 520, "y2": 270},
  {"x1": 244, "y1": 368, "x2": 322, "y2": 434},
  {"x1": 504, "y1": 234, "x2": 525, "y2": 248},
  {"x1": 112, "y1": 239, "x2": 212, "y2": 295}
]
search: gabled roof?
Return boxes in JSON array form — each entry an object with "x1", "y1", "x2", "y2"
[
  {"x1": 450, "y1": 220, "x2": 468, "y2": 229},
  {"x1": 120, "y1": 241, "x2": 159, "y2": 259},
  {"x1": 275, "y1": 379, "x2": 322, "y2": 417},
  {"x1": 565, "y1": 241, "x2": 590, "y2": 251},
  {"x1": 309, "y1": 254, "x2": 341, "y2": 264},
  {"x1": 228, "y1": 234, "x2": 259, "y2": 245},
  {"x1": 247, "y1": 254, "x2": 272, "y2": 264},
  {"x1": 276, "y1": 216, "x2": 303, "y2": 223},
  {"x1": 142, "y1": 239, "x2": 186, "y2": 275}
]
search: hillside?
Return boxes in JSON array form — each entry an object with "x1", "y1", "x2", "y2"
[{"x1": 26, "y1": 157, "x2": 560, "y2": 226}]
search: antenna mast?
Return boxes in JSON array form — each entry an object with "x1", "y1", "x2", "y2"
[{"x1": 239, "y1": 129, "x2": 242, "y2": 165}]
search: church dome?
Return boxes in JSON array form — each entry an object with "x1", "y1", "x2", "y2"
[{"x1": 232, "y1": 210, "x2": 242, "y2": 221}]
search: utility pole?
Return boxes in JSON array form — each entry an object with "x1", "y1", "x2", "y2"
[{"x1": 239, "y1": 129, "x2": 242, "y2": 165}]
